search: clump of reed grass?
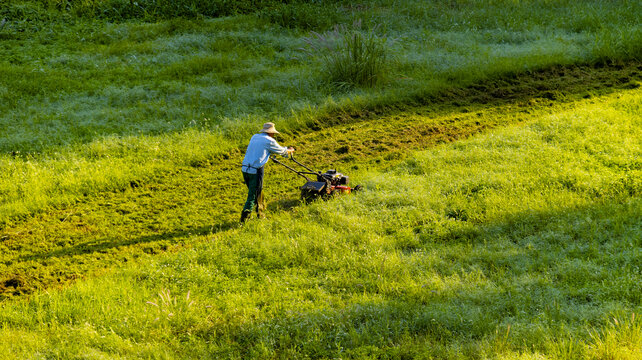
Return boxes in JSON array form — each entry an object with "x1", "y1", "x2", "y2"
[{"x1": 303, "y1": 20, "x2": 394, "y2": 89}]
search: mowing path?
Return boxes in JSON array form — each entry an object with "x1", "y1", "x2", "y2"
[{"x1": 1, "y1": 62, "x2": 640, "y2": 299}]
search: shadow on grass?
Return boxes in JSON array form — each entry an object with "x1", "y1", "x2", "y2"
[
  {"x1": 16, "y1": 221, "x2": 239, "y2": 263},
  {"x1": 267, "y1": 197, "x2": 303, "y2": 213}
]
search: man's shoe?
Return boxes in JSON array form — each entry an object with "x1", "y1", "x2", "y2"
[{"x1": 240, "y1": 210, "x2": 251, "y2": 223}]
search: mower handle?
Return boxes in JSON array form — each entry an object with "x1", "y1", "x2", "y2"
[
  {"x1": 288, "y1": 154, "x2": 319, "y2": 174},
  {"x1": 270, "y1": 156, "x2": 314, "y2": 182}
]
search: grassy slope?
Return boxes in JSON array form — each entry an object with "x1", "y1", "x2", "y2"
[
  {"x1": 0, "y1": 0, "x2": 641, "y2": 358},
  {"x1": 0, "y1": 86, "x2": 640, "y2": 359},
  {"x1": 1, "y1": 0, "x2": 641, "y2": 225},
  {"x1": 1, "y1": 62, "x2": 639, "y2": 299}
]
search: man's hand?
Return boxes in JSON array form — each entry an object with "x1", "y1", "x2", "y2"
[{"x1": 287, "y1": 147, "x2": 295, "y2": 157}]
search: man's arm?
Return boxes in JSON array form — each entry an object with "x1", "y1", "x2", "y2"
[{"x1": 267, "y1": 137, "x2": 294, "y2": 158}]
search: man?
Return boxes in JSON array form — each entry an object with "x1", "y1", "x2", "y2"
[{"x1": 240, "y1": 122, "x2": 294, "y2": 223}]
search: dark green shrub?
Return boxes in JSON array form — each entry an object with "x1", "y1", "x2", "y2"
[{"x1": 9, "y1": 0, "x2": 338, "y2": 21}]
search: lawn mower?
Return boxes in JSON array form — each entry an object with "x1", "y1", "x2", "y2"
[{"x1": 271, "y1": 155, "x2": 362, "y2": 202}]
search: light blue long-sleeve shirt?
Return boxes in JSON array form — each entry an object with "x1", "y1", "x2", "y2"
[{"x1": 241, "y1": 133, "x2": 289, "y2": 174}]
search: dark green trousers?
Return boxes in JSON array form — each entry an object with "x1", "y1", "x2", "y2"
[{"x1": 241, "y1": 167, "x2": 265, "y2": 220}]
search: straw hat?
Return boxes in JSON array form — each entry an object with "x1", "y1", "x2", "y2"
[{"x1": 259, "y1": 122, "x2": 279, "y2": 134}]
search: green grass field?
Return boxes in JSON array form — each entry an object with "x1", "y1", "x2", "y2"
[{"x1": 0, "y1": 0, "x2": 641, "y2": 358}]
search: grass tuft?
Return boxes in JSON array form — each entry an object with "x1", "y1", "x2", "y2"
[
  {"x1": 587, "y1": 313, "x2": 642, "y2": 360},
  {"x1": 303, "y1": 20, "x2": 394, "y2": 89}
]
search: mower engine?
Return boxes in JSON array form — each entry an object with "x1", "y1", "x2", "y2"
[
  {"x1": 301, "y1": 169, "x2": 357, "y2": 202},
  {"x1": 317, "y1": 169, "x2": 348, "y2": 185},
  {"x1": 270, "y1": 155, "x2": 361, "y2": 202}
]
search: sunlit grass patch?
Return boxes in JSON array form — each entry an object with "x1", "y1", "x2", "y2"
[
  {"x1": 587, "y1": 313, "x2": 642, "y2": 360},
  {"x1": 0, "y1": 129, "x2": 235, "y2": 227}
]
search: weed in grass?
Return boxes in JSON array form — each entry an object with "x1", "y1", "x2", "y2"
[{"x1": 146, "y1": 289, "x2": 195, "y2": 322}]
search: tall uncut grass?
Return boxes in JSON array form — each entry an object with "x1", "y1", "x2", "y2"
[
  {"x1": 0, "y1": 88, "x2": 639, "y2": 358},
  {"x1": 303, "y1": 22, "x2": 393, "y2": 89}
]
